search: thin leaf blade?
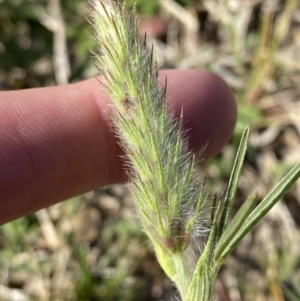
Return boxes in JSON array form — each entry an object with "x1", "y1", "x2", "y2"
[
  {"x1": 219, "y1": 162, "x2": 300, "y2": 260},
  {"x1": 218, "y1": 127, "x2": 249, "y2": 236}
]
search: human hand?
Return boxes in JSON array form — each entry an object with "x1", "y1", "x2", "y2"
[{"x1": 0, "y1": 69, "x2": 236, "y2": 224}]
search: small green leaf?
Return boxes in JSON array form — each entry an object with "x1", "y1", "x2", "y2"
[
  {"x1": 219, "y1": 162, "x2": 300, "y2": 260},
  {"x1": 214, "y1": 193, "x2": 257, "y2": 263},
  {"x1": 218, "y1": 127, "x2": 249, "y2": 236}
]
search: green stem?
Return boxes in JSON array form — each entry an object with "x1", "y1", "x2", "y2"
[{"x1": 172, "y1": 253, "x2": 191, "y2": 298}]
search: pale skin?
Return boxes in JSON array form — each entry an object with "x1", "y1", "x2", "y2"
[{"x1": 0, "y1": 69, "x2": 237, "y2": 224}]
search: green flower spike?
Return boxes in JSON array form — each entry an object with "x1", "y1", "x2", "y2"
[
  {"x1": 90, "y1": 1, "x2": 300, "y2": 300},
  {"x1": 90, "y1": 0, "x2": 208, "y2": 297}
]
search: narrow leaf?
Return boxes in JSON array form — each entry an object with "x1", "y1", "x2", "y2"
[
  {"x1": 214, "y1": 193, "x2": 257, "y2": 263},
  {"x1": 219, "y1": 162, "x2": 300, "y2": 260},
  {"x1": 218, "y1": 127, "x2": 249, "y2": 236}
]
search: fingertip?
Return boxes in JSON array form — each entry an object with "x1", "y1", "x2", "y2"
[{"x1": 0, "y1": 70, "x2": 236, "y2": 223}]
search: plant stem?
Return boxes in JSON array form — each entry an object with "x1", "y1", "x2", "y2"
[{"x1": 173, "y1": 252, "x2": 191, "y2": 298}]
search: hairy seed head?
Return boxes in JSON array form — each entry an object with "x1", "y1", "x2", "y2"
[{"x1": 90, "y1": 0, "x2": 209, "y2": 296}]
